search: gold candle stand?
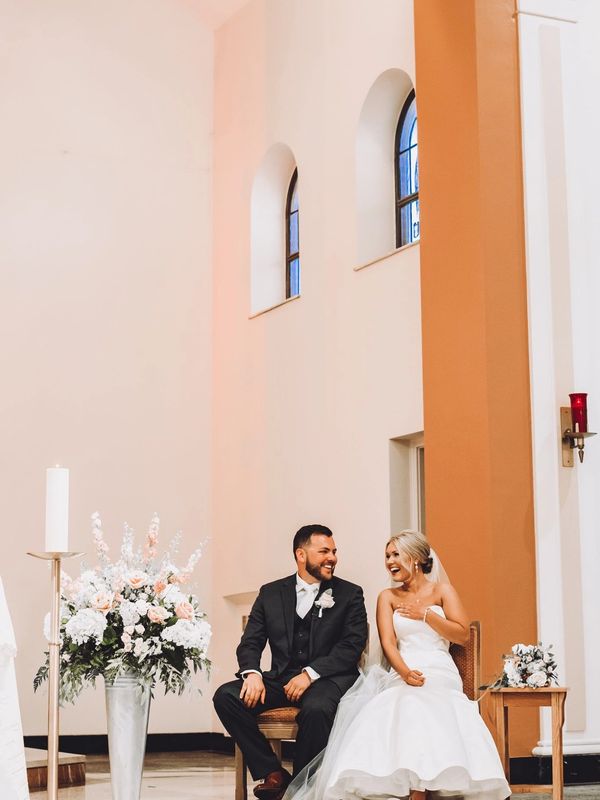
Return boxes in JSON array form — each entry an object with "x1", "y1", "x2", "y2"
[{"x1": 28, "y1": 551, "x2": 83, "y2": 800}]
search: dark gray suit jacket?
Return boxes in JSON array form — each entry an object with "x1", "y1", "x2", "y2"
[{"x1": 236, "y1": 573, "x2": 368, "y2": 694}]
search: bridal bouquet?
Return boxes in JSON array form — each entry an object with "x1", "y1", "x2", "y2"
[
  {"x1": 34, "y1": 513, "x2": 211, "y2": 703},
  {"x1": 499, "y1": 643, "x2": 558, "y2": 688}
]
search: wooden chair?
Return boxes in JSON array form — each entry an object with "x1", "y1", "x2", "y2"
[
  {"x1": 235, "y1": 707, "x2": 298, "y2": 800},
  {"x1": 234, "y1": 621, "x2": 481, "y2": 799},
  {"x1": 450, "y1": 620, "x2": 481, "y2": 701}
]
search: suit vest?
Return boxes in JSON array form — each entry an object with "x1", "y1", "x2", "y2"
[{"x1": 289, "y1": 611, "x2": 312, "y2": 669}]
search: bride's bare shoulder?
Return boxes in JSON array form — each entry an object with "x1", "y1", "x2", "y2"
[
  {"x1": 438, "y1": 581, "x2": 460, "y2": 601},
  {"x1": 377, "y1": 587, "x2": 395, "y2": 605},
  {"x1": 438, "y1": 581, "x2": 456, "y2": 593}
]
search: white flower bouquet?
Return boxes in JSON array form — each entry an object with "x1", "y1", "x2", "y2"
[
  {"x1": 34, "y1": 513, "x2": 211, "y2": 703},
  {"x1": 499, "y1": 643, "x2": 558, "y2": 689}
]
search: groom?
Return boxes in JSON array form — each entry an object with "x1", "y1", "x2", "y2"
[{"x1": 213, "y1": 524, "x2": 368, "y2": 800}]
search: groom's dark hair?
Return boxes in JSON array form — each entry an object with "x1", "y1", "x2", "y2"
[{"x1": 293, "y1": 524, "x2": 333, "y2": 557}]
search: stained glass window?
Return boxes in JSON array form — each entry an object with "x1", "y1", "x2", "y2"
[
  {"x1": 286, "y1": 169, "x2": 300, "y2": 298},
  {"x1": 395, "y1": 91, "x2": 420, "y2": 247}
]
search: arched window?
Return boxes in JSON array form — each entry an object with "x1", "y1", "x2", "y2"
[
  {"x1": 285, "y1": 169, "x2": 300, "y2": 298},
  {"x1": 395, "y1": 91, "x2": 419, "y2": 247}
]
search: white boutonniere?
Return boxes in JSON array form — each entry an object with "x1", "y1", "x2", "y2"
[{"x1": 314, "y1": 588, "x2": 335, "y2": 618}]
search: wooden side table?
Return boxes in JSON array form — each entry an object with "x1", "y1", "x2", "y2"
[{"x1": 489, "y1": 687, "x2": 568, "y2": 800}]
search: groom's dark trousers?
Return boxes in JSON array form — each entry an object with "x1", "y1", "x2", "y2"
[{"x1": 213, "y1": 574, "x2": 368, "y2": 779}]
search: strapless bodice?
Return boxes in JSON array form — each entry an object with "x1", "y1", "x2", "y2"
[{"x1": 393, "y1": 604, "x2": 450, "y2": 654}]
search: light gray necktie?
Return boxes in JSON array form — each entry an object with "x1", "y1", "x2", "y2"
[{"x1": 297, "y1": 584, "x2": 319, "y2": 619}]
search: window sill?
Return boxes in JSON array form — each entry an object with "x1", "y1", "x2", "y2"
[
  {"x1": 353, "y1": 240, "x2": 419, "y2": 272},
  {"x1": 249, "y1": 293, "x2": 301, "y2": 319}
]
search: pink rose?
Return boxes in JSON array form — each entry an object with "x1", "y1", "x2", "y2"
[
  {"x1": 127, "y1": 571, "x2": 148, "y2": 590},
  {"x1": 175, "y1": 601, "x2": 194, "y2": 621},
  {"x1": 154, "y1": 579, "x2": 167, "y2": 595},
  {"x1": 91, "y1": 591, "x2": 114, "y2": 615},
  {"x1": 147, "y1": 606, "x2": 170, "y2": 624}
]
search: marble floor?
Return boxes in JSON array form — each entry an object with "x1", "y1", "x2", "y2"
[
  {"x1": 33, "y1": 752, "x2": 600, "y2": 799},
  {"x1": 35, "y1": 752, "x2": 236, "y2": 799}
]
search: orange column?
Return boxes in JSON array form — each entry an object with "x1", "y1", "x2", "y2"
[{"x1": 414, "y1": 0, "x2": 538, "y2": 754}]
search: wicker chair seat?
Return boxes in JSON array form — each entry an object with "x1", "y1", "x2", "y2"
[
  {"x1": 257, "y1": 706, "x2": 299, "y2": 740},
  {"x1": 257, "y1": 707, "x2": 299, "y2": 725}
]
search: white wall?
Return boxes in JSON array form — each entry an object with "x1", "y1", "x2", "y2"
[
  {"x1": 518, "y1": 0, "x2": 600, "y2": 754},
  {"x1": 0, "y1": 0, "x2": 214, "y2": 734},
  {"x1": 211, "y1": 0, "x2": 422, "y2": 715}
]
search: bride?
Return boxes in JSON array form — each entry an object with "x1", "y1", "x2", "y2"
[{"x1": 283, "y1": 530, "x2": 510, "y2": 800}]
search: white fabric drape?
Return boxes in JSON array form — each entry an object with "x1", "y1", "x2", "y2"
[{"x1": 0, "y1": 578, "x2": 30, "y2": 800}]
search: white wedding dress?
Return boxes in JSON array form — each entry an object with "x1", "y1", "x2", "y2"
[{"x1": 285, "y1": 606, "x2": 510, "y2": 800}]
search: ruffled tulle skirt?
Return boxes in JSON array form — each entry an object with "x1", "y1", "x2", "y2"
[{"x1": 284, "y1": 659, "x2": 510, "y2": 800}]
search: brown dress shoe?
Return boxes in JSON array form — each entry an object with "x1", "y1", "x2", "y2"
[{"x1": 253, "y1": 768, "x2": 292, "y2": 799}]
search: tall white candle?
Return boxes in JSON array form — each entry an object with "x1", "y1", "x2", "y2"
[{"x1": 45, "y1": 467, "x2": 69, "y2": 552}]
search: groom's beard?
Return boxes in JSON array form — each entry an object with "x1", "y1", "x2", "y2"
[{"x1": 306, "y1": 559, "x2": 335, "y2": 582}]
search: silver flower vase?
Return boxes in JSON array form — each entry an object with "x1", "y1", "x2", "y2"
[{"x1": 105, "y1": 673, "x2": 151, "y2": 800}]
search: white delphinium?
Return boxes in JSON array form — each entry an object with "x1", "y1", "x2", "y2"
[
  {"x1": 120, "y1": 524, "x2": 135, "y2": 568},
  {"x1": 91, "y1": 512, "x2": 110, "y2": 565},
  {"x1": 65, "y1": 608, "x2": 107, "y2": 645}
]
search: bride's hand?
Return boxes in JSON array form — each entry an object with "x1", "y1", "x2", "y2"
[
  {"x1": 402, "y1": 668, "x2": 425, "y2": 687},
  {"x1": 394, "y1": 599, "x2": 424, "y2": 620}
]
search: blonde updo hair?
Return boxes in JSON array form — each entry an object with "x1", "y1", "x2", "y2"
[{"x1": 386, "y1": 530, "x2": 433, "y2": 574}]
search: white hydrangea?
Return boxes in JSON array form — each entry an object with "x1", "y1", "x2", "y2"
[
  {"x1": 65, "y1": 608, "x2": 107, "y2": 645},
  {"x1": 135, "y1": 598, "x2": 149, "y2": 616},
  {"x1": 119, "y1": 600, "x2": 141, "y2": 627},
  {"x1": 161, "y1": 619, "x2": 211, "y2": 653}
]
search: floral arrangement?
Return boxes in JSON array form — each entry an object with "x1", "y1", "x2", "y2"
[
  {"x1": 498, "y1": 643, "x2": 558, "y2": 689},
  {"x1": 34, "y1": 513, "x2": 211, "y2": 704}
]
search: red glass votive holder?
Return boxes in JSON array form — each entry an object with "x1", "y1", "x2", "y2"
[{"x1": 569, "y1": 393, "x2": 588, "y2": 433}]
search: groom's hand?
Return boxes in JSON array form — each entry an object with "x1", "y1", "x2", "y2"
[
  {"x1": 283, "y1": 671, "x2": 312, "y2": 703},
  {"x1": 240, "y1": 673, "x2": 266, "y2": 708}
]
